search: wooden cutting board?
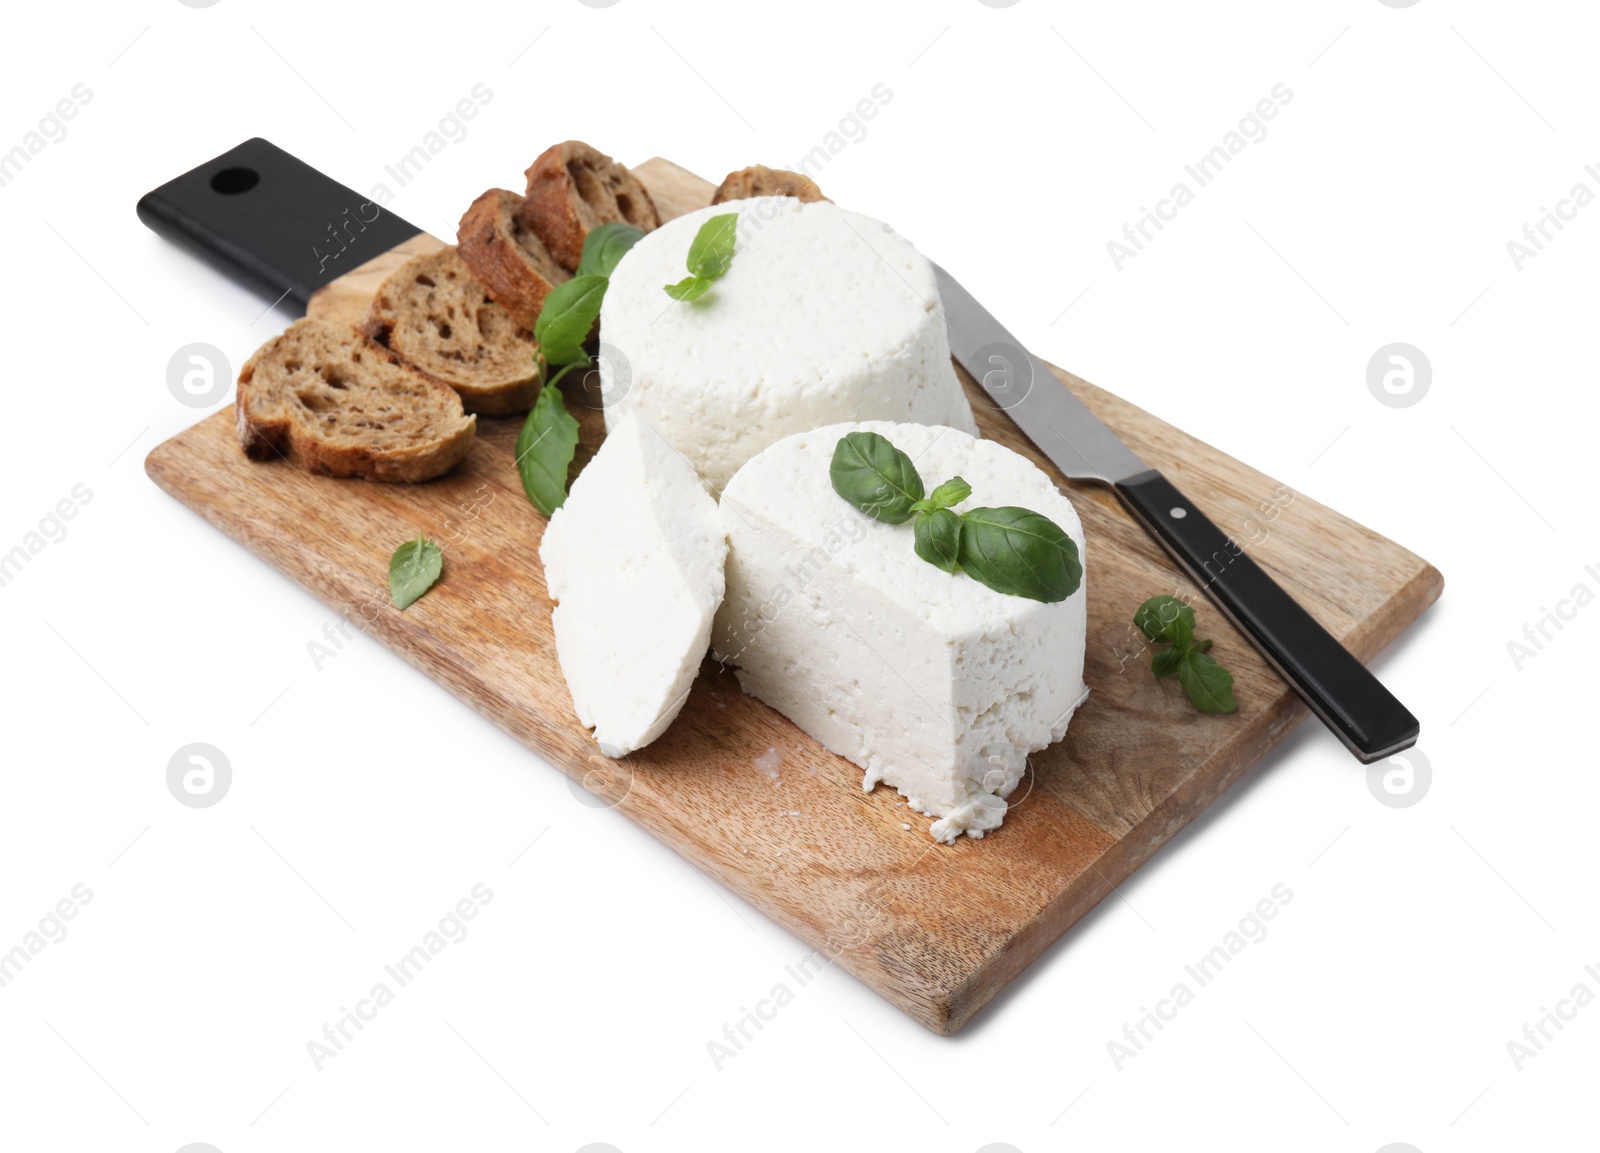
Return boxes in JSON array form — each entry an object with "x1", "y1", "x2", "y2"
[{"x1": 145, "y1": 158, "x2": 1442, "y2": 1034}]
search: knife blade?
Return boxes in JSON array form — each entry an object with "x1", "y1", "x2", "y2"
[{"x1": 934, "y1": 263, "x2": 1420, "y2": 764}]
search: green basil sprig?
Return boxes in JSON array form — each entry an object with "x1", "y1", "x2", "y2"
[
  {"x1": 516, "y1": 225, "x2": 634, "y2": 515},
  {"x1": 829, "y1": 431, "x2": 1081, "y2": 603},
  {"x1": 576, "y1": 222, "x2": 644, "y2": 278},
  {"x1": 516, "y1": 383, "x2": 580, "y2": 516},
  {"x1": 534, "y1": 275, "x2": 608, "y2": 369},
  {"x1": 389, "y1": 534, "x2": 443, "y2": 610},
  {"x1": 664, "y1": 213, "x2": 738, "y2": 302},
  {"x1": 1134, "y1": 594, "x2": 1237, "y2": 714}
]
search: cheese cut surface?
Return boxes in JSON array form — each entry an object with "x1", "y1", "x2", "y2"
[
  {"x1": 598, "y1": 197, "x2": 977, "y2": 494},
  {"x1": 713, "y1": 421, "x2": 1088, "y2": 842},
  {"x1": 539, "y1": 411, "x2": 728, "y2": 756}
]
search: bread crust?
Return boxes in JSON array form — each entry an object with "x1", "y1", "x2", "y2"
[
  {"x1": 456, "y1": 188, "x2": 569, "y2": 328},
  {"x1": 710, "y1": 165, "x2": 828, "y2": 205},
  {"x1": 519, "y1": 140, "x2": 661, "y2": 271},
  {"x1": 236, "y1": 318, "x2": 475, "y2": 483}
]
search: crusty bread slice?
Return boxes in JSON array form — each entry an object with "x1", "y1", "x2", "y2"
[
  {"x1": 520, "y1": 140, "x2": 661, "y2": 271},
  {"x1": 235, "y1": 317, "x2": 474, "y2": 483},
  {"x1": 365, "y1": 246, "x2": 540, "y2": 416},
  {"x1": 457, "y1": 188, "x2": 570, "y2": 328},
  {"x1": 710, "y1": 165, "x2": 828, "y2": 205}
]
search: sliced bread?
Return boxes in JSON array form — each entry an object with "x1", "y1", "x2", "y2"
[
  {"x1": 235, "y1": 317, "x2": 475, "y2": 483},
  {"x1": 365, "y1": 246, "x2": 540, "y2": 416},
  {"x1": 520, "y1": 140, "x2": 661, "y2": 271},
  {"x1": 457, "y1": 188, "x2": 570, "y2": 328},
  {"x1": 710, "y1": 165, "x2": 828, "y2": 205}
]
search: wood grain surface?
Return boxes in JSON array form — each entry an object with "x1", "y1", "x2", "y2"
[{"x1": 146, "y1": 158, "x2": 1443, "y2": 1034}]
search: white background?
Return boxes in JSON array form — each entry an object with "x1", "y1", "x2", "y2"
[{"x1": 1, "y1": 1, "x2": 1593, "y2": 1150}]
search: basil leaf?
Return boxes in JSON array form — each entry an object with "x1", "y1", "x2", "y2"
[
  {"x1": 1178, "y1": 650, "x2": 1238, "y2": 713},
  {"x1": 1134, "y1": 594, "x2": 1195, "y2": 643},
  {"x1": 535, "y1": 275, "x2": 608, "y2": 367},
  {"x1": 663, "y1": 275, "x2": 713, "y2": 302},
  {"x1": 829, "y1": 431, "x2": 925, "y2": 524},
  {"x1": 389, "y1": 534, "x2": 442, "y2": 610},
  {"x1": 515, "y1": 384, "x2": 580, "y2": 515},
  {"x1": 955, "y1": 506, "x2": 1082, "y2": 603},
  {"x1": 686, "y1": 213, "x2": 738, "y2": 279},
  {"x1": 1151, "y1": 646, "x2": 1184, "y2": 678},
  {"x1": 913, "y1": 507, "x2": 962, "y2": 573},
  {"x1": 576, "y1": 222, "x2": 644, "y2": 278},
  {"x1": 912, "y1": 475, "x2": 972, "y2": 516},
  {"x1": 1133, "y1": 595, "x2": 1238, "y2": 714},
  {"x1": 662, "y1": 214, "x2": 740, "y2": 300}
]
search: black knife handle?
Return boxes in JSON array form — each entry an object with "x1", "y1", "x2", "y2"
[
  {"x1": 136, "y1": 138, "x2": 421, "y2": 313},
  {"x1": 1115, "y1": 469, "x2": 1418, "y2": 763}
]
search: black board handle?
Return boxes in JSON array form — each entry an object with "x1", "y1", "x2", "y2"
[{"x1": 136, "y1": 138, "x2": 420, "y2": 313}]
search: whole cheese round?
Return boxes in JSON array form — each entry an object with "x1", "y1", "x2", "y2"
[{"x1": 598, "y1": 197, "x2": 977, "y2": 493}]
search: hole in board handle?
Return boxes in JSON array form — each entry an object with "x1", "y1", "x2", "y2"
[{"x1": 210, "y1": 167, "x2": 259, "y2": 195}]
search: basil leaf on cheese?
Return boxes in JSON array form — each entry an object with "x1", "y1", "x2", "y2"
[
  {"x1": 389, "y1": 534, "x2": 443, "y2": 610},
  {"x1": 535, "y1": 275, "x2": 609, "y2": 367},
  {"x1": 577, "y1": 222, "x2": 645, "y2": 279},
  {"x1": 662, "y1": 213, "x2": 739, "y2": 300},
  {"x1": 913, "y1": 507, "x2": 963, "y2": 574},
  {"x1": 911, "y1": 475, "x2": 971, "y2": 517},
  {"x1": 829, "y1": 431, "x2": 925, "y2": 524},
  {"x1": 825, "y1": 431, "x2": 1087, "y2": 603},
  {"x1": 956, "y1": 506, "x2": 1082, "y2": 603},
  {"x1": 516, "y1": 384, "x2": 581, "y2": 516},
  {"x1": 686, "y1": 213, "x2": 738, "y2": 279},
  {"x1": 663, "y1": 275, "x2": 713, "y2": 302}
]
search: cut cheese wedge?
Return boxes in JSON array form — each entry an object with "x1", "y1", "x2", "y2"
[
  {"x1": 539, "y1": 411, "x2": 728, "y2": 756},
  {"x1": 713, "y1": 421, "x2": 1089, "y2": 842}
]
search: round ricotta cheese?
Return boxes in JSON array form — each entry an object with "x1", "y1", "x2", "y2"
[{"x1": 598, "y1": 197, "x2": 977, "y2": 494}]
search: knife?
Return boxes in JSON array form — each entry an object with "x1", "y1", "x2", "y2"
[{"x1": 934, "y1": 264, "x2": 1419, "y2": 764}]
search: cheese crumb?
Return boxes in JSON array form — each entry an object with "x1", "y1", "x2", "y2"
[{"x1": 753, "y1": 747, "x2": 781, "y2": 778}]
